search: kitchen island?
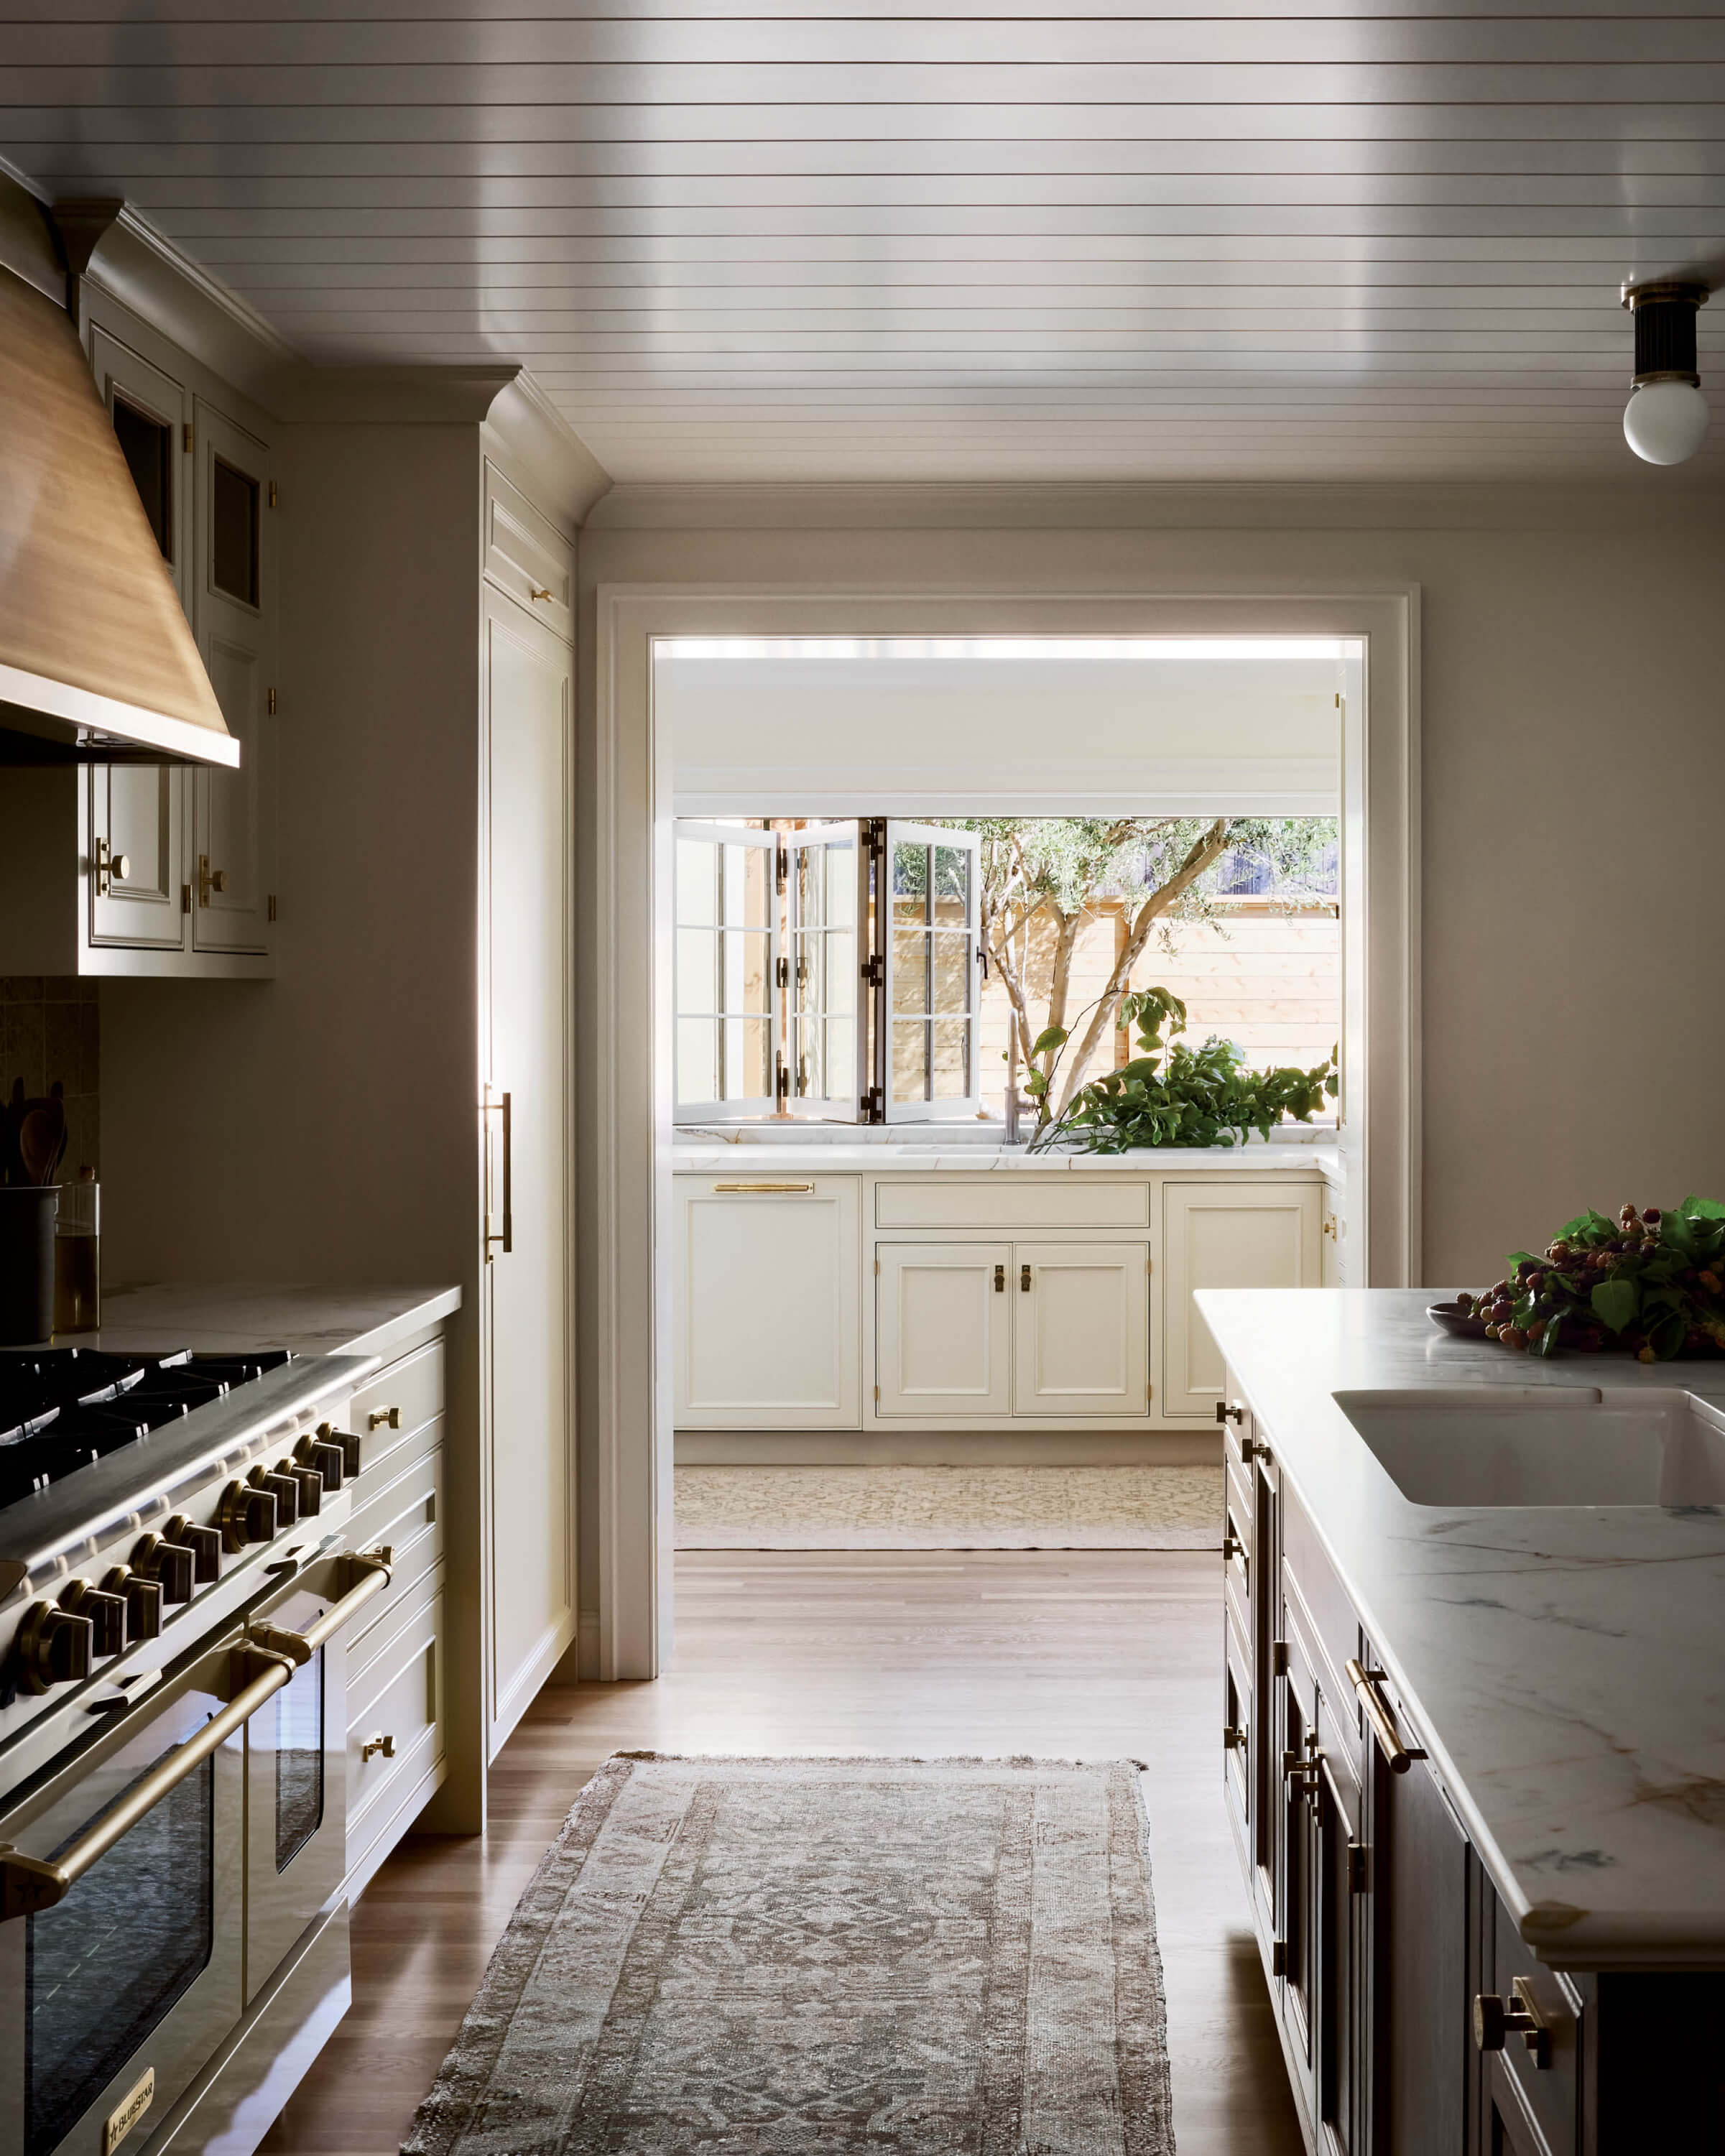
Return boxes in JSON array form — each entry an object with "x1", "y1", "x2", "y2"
[{"x1": 1199, "y1": 1286, "x2": 1725, "y2": 2155}]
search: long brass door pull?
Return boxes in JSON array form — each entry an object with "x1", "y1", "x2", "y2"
[
  {"x1": 249, "y1": 1550, "x2": 392, "y2": 1667},
  {"x1": 1346, "y1": 1658, "x2": 1428, "y2": 1774}
]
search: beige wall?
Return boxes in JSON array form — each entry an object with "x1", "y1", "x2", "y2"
[{"x1": 579, "y1": 486, "x2": 1725, "y2": 1295}]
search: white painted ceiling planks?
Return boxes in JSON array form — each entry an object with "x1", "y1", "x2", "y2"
[{"x1": 1, "y1": 1, "x2": 1723, "y2": 486}]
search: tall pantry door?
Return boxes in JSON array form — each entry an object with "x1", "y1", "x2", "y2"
[{"x1": 481, "y1": 586, "x2": 575, "y2": 1759}]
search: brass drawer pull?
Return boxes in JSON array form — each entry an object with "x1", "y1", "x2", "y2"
[
  {"x1": 1216, "y1": 1401, "x2": 1244, "y2": 1425},
  {"x1": 1474, "y1": 1980, "x2": 1550, "y2": 2068},
  {"x1": 1346, "y1": 1658, "x2": 1428, "y2": 1775},
  {"x1": 712, "y1": 1181, "x2": 814, "y2": 1193},
  {"x1": 361, "y1": 1731, "x2": 397, "y2": 1763},
  {"x1": 368, "y1": 1405, "x2": 402, "y2": 1432},
  {"x1": 1221, "y1": 1529, "x2": 1246, "y2": 1567},
  {"x1": 1223, "y1": 1723, "x2": 1244, "y2": 1750}
]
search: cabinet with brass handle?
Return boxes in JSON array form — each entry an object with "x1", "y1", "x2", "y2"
[{"x1": 361, "y1": 1731, "x2": 397, "y2": 1763}]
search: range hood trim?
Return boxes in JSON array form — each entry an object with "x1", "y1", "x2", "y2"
[{"x1": 0, "y1": 660, "x2": 241, "y2": 767}]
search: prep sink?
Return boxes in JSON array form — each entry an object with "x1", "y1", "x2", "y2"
[{"x1": 1333, "y1": 1386, "x2": 1725, "y2": 1507}]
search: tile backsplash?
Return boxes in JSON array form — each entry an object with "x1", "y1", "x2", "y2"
[{"x1": 0, "y1": 978, "x2": 99, "y2": 1177}]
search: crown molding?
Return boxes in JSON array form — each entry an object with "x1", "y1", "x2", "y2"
[{"x1": 484, "y1": 371, "x2": 613, "y2": 532}]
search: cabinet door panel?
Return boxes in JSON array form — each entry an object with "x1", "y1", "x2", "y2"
[
  {"x1": 677, "y1": 1181, "x2": 861, "y2": 1427},
  {"x1": 190, "y1": 399, "x2": 274, "y2": 955},
  {"x1": 1013, "y1": 1241, "x2": 1149, "y2": 1417},
  {"x1": 482, "y1": 594, "x2": 574, "y2": 1754},
  {"x1": 1162, "y1": 1183, "x2": 1322, "y2": 1420},
  {"x1": 1374, "y1": 1742, "x2": 1472, "y2": 2155},
  {"x1": 876, "y1": 1241, "x2": 1011, "y2": 1417}
]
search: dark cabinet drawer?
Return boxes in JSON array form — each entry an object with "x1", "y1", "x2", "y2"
[{"x1": 1481, "y1": 1899, "x2": 1582, "y2": 2156}]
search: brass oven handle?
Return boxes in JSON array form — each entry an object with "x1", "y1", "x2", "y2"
[
  {"x1": 0, "y1": 1644, "x2": 300, "y2": 1921},
  {"x1": 482, "y1": 1086, "x2": 512, "y2": 1258},
  {"x1": 712, "y1": 1182, "x2": 814, "y2": 1193},
  {"x1": 249, "y1": 1549, "x2": 393, "y2": 1667},
  {"x1": 1346, "y1": 1658, "x2": 1428, "y2": 1775}
]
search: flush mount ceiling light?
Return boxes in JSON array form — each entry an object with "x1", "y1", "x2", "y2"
[{"x1": 1621, "y1": 280, "x2": 1711, "y2": 466}]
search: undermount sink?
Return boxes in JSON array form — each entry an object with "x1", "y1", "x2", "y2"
[{"x1": 1333, "y1": 1387, "x2": 1725, "y2": 1507}]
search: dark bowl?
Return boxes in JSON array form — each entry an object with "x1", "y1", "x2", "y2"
[{"x1": 1426, "y1": 1300, "x2": 1489, "y2": 1340}]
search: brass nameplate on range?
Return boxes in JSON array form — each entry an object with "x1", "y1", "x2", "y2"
[{"x1": 103, "y1": 2067, "x2": 154, "y2": 2155}]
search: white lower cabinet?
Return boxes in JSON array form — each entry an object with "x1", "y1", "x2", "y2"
[
  {"x1": 676, "y1": 1178, "x2": 862, "y2": 1426},
  {"x1": 876, "y1": 1241, "x2": 1012, "y2": 1416},
  {"x1": 1160, "y1": 1181, "x2": 1323, "y2": 1418},
  {"x1": 1013, "y1": 1241, "x2": 1152, "y2": 1417}
]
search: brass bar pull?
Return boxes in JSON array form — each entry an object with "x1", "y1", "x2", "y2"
[
  {"x1": 249, "y1": 1550, "x2": 392, "y2": 1667},
  {"x1": 361, "y1": 1731, "x2": 397, "y2": 1763},
  {"x1": 0, "y1": 1644, "x2": 299, "y2": 1920},
  {"x1": 1346, "y1": 1658, "x2": 1427, "y2": 1775},
  {"x1": 482, "y1": 1086, "x2": 512, "y2": 1258},
  {"x1": 712, "y1": 1181, "x2": 815, "y2": 1194}
]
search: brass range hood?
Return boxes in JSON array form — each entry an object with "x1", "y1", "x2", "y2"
[{"x1": 0, "y1": 259, "x2": 238, "y2": 767}]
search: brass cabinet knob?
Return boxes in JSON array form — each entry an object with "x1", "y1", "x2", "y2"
[
  {"x1": 1222, "y1": 1529, "x2": 1245, "y2": 1563},
  {"x1": 297, "y1": 1433, "x2": 346, "y2": 1492},
  {"x1": 131, "y1": 1532, "x2": 196, "y2": 1604},
  {"x1": 163, "y1": 1515, "x2": 223, "y2": 1583},
  {"x1": 277, "y1": 1459, "x2": 324, "y2": 1517},
  {"x1": 220, "y1": 1480, "x2": 278, "y2": 1552},
  {"x1": 1215, "y1": 1401, "x2": 1244, "y2": 1425},
  {"x1": 361, "y1": 1731, "x2": 397, "y2": 1763},
  {"x1": 101, "y1": 1565, "x2": 164, "y2": 1642},
  {"x1": 112, "y1": 853, "x2": 131, "y2": 882},
  {"x1": 1223, "y1": 1724, "x2": 1244, "y2": 1750},
  {"x1": 1474, "y1": 1981, "x2": 1550, "y2": 2068},
  {"x1": 529, "y1": 585, "x2": 553, "y2": 602},
  {"x1": 60, "y1": 1579, "x2": 126, "y2": 1658},
  {"x1": 17, "y1": 1600, "x2": 94, "y2": 1693},
  {"x1": 211, "y1": 868, "x2": 227, "y2": 892},
  {"x1": 366, "y1": 1405, "x2": 402, "y2": 1433}
]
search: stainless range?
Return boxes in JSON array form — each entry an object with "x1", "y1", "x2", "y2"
[{"x1": 0, "y1": 1346, "x2": 390, "y2": 2156}]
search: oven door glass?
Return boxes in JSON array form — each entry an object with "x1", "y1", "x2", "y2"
[
  {"x1": 274, "y1": 1647, "x2": 324, "y2": 1872},
  {"x1": 14, "y1": 1665, "x2": 240, "y2": 2156}
]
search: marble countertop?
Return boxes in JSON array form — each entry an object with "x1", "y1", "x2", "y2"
[
  {"x1": 1198, "y1": 1287, "x2": 1725, "y2": 1971},
  {"x1": 675, "y1": 1142, "x2": 1342, "y2": 1177},
  {"x1": 73, "y1": 1281, "x2": 461, "y2": 1361}
]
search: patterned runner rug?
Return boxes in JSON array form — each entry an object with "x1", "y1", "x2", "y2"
[
  {"x1": 674, "y1": 1463, "x2": 1222, "y2": 1550},
  {"x1": 404, "y1": 1753, "x2": 1174, "y2": 2156}
]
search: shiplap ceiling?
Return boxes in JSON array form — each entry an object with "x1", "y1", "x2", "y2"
[{"x1": 2, "y1": 2, "x2": 1724, "y2": 486}]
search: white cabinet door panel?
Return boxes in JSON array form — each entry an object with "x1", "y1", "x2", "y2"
[
  {"x1": 1162, "y1": 1183, "x2": 1323, "y2": 1420},
  {"x1": 876, "y1": 1240, "x2": 1010, "y2": 1417},
  {"x1": 677, "y1": 1180, "x2": 861, "y2": 1428},
  {"x1": 1013, "y1": 1241, "x2": 1150, "y2": 1417}
]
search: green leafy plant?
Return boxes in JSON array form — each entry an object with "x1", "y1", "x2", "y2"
[
  {"x1": 1462, "y1": 1197, "x2": 1725, "y2": 1361},
  {"x1": 1027, "y1": 986, "x2": 1338, "y2": 1153}
]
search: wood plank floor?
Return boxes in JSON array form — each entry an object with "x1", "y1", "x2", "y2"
[{"x1": 261, "y1": 1550, "x2": 1303, "y2": 2155}]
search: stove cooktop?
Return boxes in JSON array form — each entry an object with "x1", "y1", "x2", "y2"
[{"x1": 0, "y1": 1348, "x2": 295, "y2": 1510}]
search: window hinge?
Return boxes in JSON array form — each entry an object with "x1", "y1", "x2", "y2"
[
  {"x1": 775, "y1": 844, "x2": 788, "y2": 896},
  {"x1": 1273, "y1": 1639, "x2": 1290, "y2": 1678},
  {"x1": 267, "y1": 686, "x2": 277, "y2": 715},
  {"x1": 861, "y1": 953, "x2": 884, "y2": 989},
  {"x1": 267, "y1": 893, "x2": 277, "y2": 922},
  {"x1": 860, "y1": 1084, "x2": 884, "y2": 1124},
  {"x1": 1348, "y1": 1841, "x2": 1371, "y2": 1894},
  {"x1": 776, "y1": 954, "x2": 789, "y2": 990},
  {"x1": 182, "y1": 420, "x2": 193, "y2": 454},
  {"x1": 774, "y1": 1055, "x2": 789, "y2": 1108},
  {"x1": 268, "y1": 478, "x2": 279, "y2": 509},
  {"x1": 180, "y1": 883, "x2": 192, "y2": 915},
  {"x1": 1270, "y1": 1936, "x2": 1287, "y2": 1976}
]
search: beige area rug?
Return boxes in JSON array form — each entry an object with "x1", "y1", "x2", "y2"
[
  {"x1": 404, "y1": 1752, "x2": 1173, "y2": 2156},
  {"x1": 674, "y1": 1464, "x2": 1224, "y2": 1550}
]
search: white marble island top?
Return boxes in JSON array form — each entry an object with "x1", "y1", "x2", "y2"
[
  {"x1": 75, "y1": 1281, "x2": 461, "y2": 1362},
  {"x1": 1198, "y1": 1287, "x2": 1725, "y2": 1971}
]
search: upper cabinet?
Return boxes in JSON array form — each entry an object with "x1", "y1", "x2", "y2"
[{"x1": 0, "y1": 296, "x2": 277, "y2": 977}]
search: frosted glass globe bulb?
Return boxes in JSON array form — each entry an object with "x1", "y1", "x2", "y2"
[{"x1": 1623, "y1": 379, "x2": 1710, "y2": 466}]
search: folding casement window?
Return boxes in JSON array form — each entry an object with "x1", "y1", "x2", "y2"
[
  {"x1": 880, "y1": 822, "x2": 983, "y2": 1122},
  {"x1": 673, "y1": 821, "x2": 780, "y2": 1119},
  {"x1": 786, "y1": 820, "x2": 867, "y2": 1119}
]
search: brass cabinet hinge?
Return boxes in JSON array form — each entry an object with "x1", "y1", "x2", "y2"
[
  {"x1": 267, "y1": 478, "x2": 278, "y2": 508},
  {"x1": 181, "y1": 883, "x2": 192, "y2": 915},
  {"x1": 267, "y1": 894, "x2": 277, "y2": 922},
  {"x1": 1147, "y1": 1379, "x2": 1154, "y2": 1402},
  {"x1": 267, "y1": 687, "x2": 277, "y2": 715},
  {"x1": 874, "y1": 1384, "x2": 880, "y2": 1402},
  {"x1": 1272, "y1": 1639, "x2": 1290, "y2": 1678},
  {"x1": 1348, "y1": 1841, "x2": 1371, "y2": 1894},
  {"x1": 182, "y1": 421, "x2": 193, "y2": 454}
]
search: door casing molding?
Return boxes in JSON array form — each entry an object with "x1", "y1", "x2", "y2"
[{"x1": 591, "y1": 585, "x2": 1420, "y2": 1680}]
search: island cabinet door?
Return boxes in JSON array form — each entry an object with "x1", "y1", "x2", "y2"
[
  {"x1": 1361, "y1": 1659, "x2": 1475, "y2": 2156},
  {"x1": 875, "y1": 1241, "x2": 1012, "y2": 1417},
  {"x1": 1277, "y1": 1604, "x2": 1369, "y2": 2156},
  {"x1": 1011, "y1": 1241, "x2": 1151, "y2": 1417}
]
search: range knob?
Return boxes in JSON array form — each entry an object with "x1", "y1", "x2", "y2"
[
  {"x1": 295, "y1": 1432, "x2": 346, "y2": 1492},
  {"x1": 318, "y1": 1422, "x2": 362, "y2": 1479},
  {"x1": 101, "y1": 1565, "x2": 164, "y2": 1642},
  {"x1": 163, "y1": 1516, "x2": 223, "y2": 1583},
  {"x1": 247, "y1": 1466, "x2": 300, "y2": 1529},
  {"x1": 219, "y1": 1481, "x2": 278, "y2": 1552},
  {"x1": 60, "y1": 1579, "x2": 126, "y2": 1658},
  {"x1": 16, "y1": 1601, "x2": 94, "y2": 1693},
  {"x1": 276, "y1": 1458, "x2": 324, "y2": 1517},
  {"x1": 131, "y1": 1532, "x2": 196, "y2": 1604}
]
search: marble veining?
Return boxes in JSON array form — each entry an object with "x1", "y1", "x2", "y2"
[{"x1": 1198, "y1": 1287, "x2": 1725, "y2": 1968}]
